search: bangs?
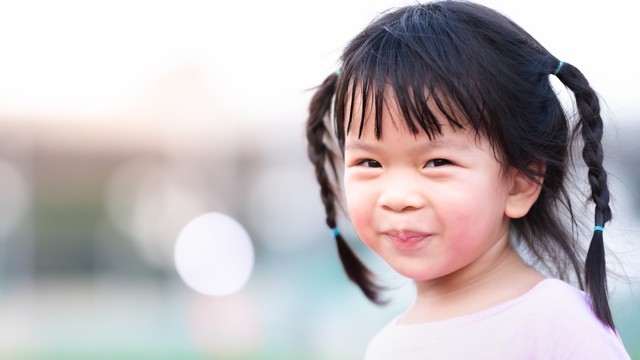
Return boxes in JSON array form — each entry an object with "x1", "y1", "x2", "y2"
[
  {"x1": 333, "y1": 6, "x2": 491, "y2": 144},
  {"x1": 337, "y1": 66, "x2": 474, "y2": 142},
  {"x1": 331, "y1": 2, "x2": 532, "y2": 156}
]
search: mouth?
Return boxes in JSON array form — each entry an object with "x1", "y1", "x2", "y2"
[{"x1": 385, "y1": 230, "x2": 430, "y2": 251}]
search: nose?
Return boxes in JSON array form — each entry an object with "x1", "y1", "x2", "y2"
[{"x1": 377, "y1": 176, "x2": 426, "y2": 212}]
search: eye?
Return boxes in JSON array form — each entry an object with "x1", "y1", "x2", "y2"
[
  {"x1": 358, "y1": 159, "x2": 382, "y2": 168},
  {"x1": 425, "y1": 159, "x2": 452, "y2": 168}
]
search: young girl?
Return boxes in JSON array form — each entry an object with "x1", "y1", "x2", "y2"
[{"x1": 306, "y1": 1, "x2": 631, "y2": 358}]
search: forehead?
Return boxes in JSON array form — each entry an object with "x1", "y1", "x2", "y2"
[{"x1": 345, "y1": 112, "x2": 473, "y2": 151}]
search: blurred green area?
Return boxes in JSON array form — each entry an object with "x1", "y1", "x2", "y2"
[
  {"x1": 0, "y1": 121, "x2": 393, "y2": 359},
  {"x1": 0, "y1": 119, "x2": 639, "y2": 359}
]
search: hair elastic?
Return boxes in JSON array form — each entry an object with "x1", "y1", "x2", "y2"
[
  {"x1": 335, "y1": 69, "x2": 341, "y2": 77},
  {"x1": 554, "y1": 61, "x2": 564, "y2": 75},
  {"x1": 593, "y1": 225, "x2": 604, "y2": 232}
]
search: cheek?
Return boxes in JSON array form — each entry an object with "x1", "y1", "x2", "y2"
[
  {"x1": 343, "y1": 177, "x2": 376, "y2": 240},
  {"x1": 344, "y1": 181, "x2": 370, "y2": 220},
  {"x1": 343, "y1": 174, "x2": 369, "y2": 208},
  {"x1": 437, "y1": 185, "x2": 499, "y2": 233},
  {"x1": 440, "y1": 186, "x2": 508, "y2": 248}
]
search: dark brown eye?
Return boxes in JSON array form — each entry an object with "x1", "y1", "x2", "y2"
[
  {"x1": 425, "y1": 159, "x2": 452, "y2": 168},
  {"x1": 359, "y1": 159, "x2": 382, "y2": 168}
]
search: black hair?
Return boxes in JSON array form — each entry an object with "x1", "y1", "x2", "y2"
[{"x1": 306, "y1": 0, "x2": 613, "y2": 328}]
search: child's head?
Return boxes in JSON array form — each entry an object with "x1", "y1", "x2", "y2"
[{"x1": 306, "y1": 1, "x2": 612, "y2": 327}]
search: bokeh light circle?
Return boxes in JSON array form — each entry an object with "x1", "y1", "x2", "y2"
[{"x1": 174, "y1": 212, "x2": 254, "y2": 296}]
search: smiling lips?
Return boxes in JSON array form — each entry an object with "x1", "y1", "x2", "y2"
[{"x1": 386, "y1": 230, "x2": 430, "y2": 251}]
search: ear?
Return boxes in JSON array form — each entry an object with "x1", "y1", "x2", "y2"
[{"x1": 505, "y1": 163, "x2": 545, "y2": 219}]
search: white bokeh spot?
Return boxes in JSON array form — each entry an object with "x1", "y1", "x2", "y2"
[{"x1": 174, "y1": 212, "x2": 254, "y2": 296}]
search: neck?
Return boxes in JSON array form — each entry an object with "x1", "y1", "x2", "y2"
[{"x1": 401, "y1": 242, "x2": 544, "y2": 324}]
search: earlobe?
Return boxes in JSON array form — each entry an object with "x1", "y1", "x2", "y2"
[{"x1": 505, "y1": 164, "x2": 545, "y2": 219}]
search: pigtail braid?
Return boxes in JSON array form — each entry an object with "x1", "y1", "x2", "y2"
[
  {"x1": 306, "y1": 73, "x2": 386, "y2": 304},
  {"x1": 555, "y1": 61, "x2": 614, "y2": 328}
]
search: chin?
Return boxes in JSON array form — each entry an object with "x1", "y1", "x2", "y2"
[{"x1": 393, "y1": 268, "x2": 436, "y2": 282}]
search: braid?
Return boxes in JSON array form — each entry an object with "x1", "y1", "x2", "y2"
[
  {"x1": 306, "y1": 73, "x2": 386, "y2": 304},
  {"x1": 555, "y1": 61, "x2": 614, "y2": 328}
]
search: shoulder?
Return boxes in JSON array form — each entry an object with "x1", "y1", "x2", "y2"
[
  {"x1": 521, "y1": 279, "x2": 630, "y2": 359},
  {"x1": 525, "y1": 278, "x2": 604, "y2": 327},
  {"x1": 526, "y1": 278, "x2": 594, "y2": 318}
]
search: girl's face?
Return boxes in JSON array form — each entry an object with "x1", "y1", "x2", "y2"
[{"x1": 343, "y1": 98, "x2": 518, "y2": 285}]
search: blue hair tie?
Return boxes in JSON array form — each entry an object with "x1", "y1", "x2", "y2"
[
  {"x1": 331, "y1": 228, "x2": 340, "y2": 237},
  {"x1": 593, "y1": 225, "x2": 604, "y2": 232},
  {"x1": 554, "y1": 61, "x2": 564, "y2": 75},
  {"x1": 335, "y1": 69, "x2": 341, "y2": 77}
]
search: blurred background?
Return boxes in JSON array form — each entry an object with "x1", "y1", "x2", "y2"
[{"x1": 0, "y1": 0, "x2": 639, "y2": 359}]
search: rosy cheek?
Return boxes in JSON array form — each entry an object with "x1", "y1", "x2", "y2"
[
  {"x1": 345, "y1": 192, "x2": 375, "y2": 243},
  {"x1": 347, "y1": 201, "x2": 370, "y2": 229},
  {"x1": 344, "y1": 182, "x2": 369, "y2": 212}
]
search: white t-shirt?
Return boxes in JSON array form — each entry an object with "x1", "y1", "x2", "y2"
[{"x1": 365, "y1": 278, "x2": 631, "y2": 359}]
